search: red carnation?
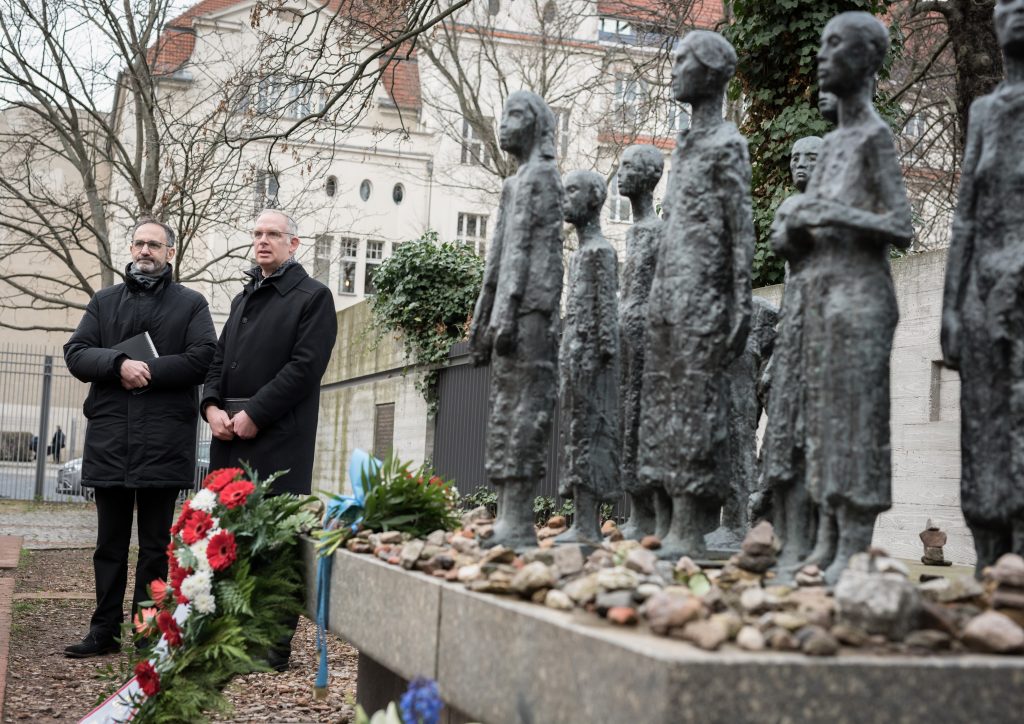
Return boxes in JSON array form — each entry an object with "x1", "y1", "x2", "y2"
[
  {"x1": 206, "y1": 529, "x2": 238, "y2": 572},
  {"x1": 170, "y1": 501, "x2": 191, "y2": 535},
  {"x1": 149, "y1": 578, "x2": 170, "y2": 609},
  {"x1": 180, "y1": 509, "x2": 214, "y2": 545},
  {"x1": 156, "y1": 610, "x2": 182, "y2": 647},
  {"x1": 219, "y1": 479, "x2": 255, "y2": 509},
  {"x1": 203, "y1": 467, "x2": 245, "y2": 493},
  {"x1": 135, "y1": 661, "x2": 160, "y2": 697}
]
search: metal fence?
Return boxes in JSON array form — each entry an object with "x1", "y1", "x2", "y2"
[{"x1": 0, "y1": 343, "x2": 211, "y2": 502}]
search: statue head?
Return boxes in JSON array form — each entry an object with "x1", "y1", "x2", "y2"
[
  {"x1": 790, "y1": 136, "x2": 823, "y2": 192},
  {"x1": 817, "y1": 12, "x2": 889, "y2": 98},
  {"x1": 817, "y1": 91, "x2": 838, "y2": 125},
  {"x1": 671, "y1": 30, "x2": 737, "y2": 104},
  {"x1": 562, "y1": 170, "x2": 606, "y2": 227},
  {"x1": 995, "y1": 0, "x2": 1024, "y2": 59},
  {"x1": 499, "y1": 90, "x2": 558, "y2": 162},
  {"x1": 618, "y1": 145, "x2": 664, "y2": 199}
]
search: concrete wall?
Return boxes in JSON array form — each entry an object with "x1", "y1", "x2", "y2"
[
  {"x1": 312, "y1": 302, "x2": 429, "y2": 498},
  {"x1": 756, "y1": 249, "x2": 970, "y2": 565}
]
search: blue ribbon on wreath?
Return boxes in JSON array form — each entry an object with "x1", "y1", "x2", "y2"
[{"x1": 315, "y1": 449, "x2": 380, "y2": 695}]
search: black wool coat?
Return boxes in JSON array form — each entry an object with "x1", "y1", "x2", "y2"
[
  {"x1": 201, "y1": 262, "x2": 338, "y2": 494},
  {"x1": 64, "y1": 267, "x2": 217, "y2": 488}
]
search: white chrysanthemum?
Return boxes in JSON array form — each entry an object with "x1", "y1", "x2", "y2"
[
  {"x1": 190, "y1": 488, "x2": 217, "y2": 513},
  {"x1": 189, "y1": 541, "x2": 211, "y2": 571},
  {"x1": 192, "y1": 592, "x2": 216, "y2": 615},
  {"x1": 180, "y1": 569, "x2": 213, "y2": 601}
]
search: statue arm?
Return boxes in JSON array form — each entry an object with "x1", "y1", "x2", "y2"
[
  {"x1": 469, "y1": 181, "x2": 510, "y2": 364},
  {"x1": 941, "y1": 99, "x2": 984, "y2": 371},
  {"x1": 720, "y1": 141, "x2": 755, "y2": 358},
  {"x1": 595, "y1": 250, "x2": 619, "y2": 362}
]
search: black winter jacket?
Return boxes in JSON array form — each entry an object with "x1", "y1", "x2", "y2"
[
  {"x1": 64, "y1": 266, "x2": 217, "y2": 488},
  {"x1": 201, "y1": 262, "x2": 337, "y2": 494}
]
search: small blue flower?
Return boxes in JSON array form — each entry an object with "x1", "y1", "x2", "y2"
[{"x1": 399, "y1": 677, "x2": 443, "y2": 724}]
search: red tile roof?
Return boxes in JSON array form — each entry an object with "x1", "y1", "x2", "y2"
[
  {"x1": 148, "y1": 0, "x2": 421, "y2": 110},
  {"x1": 596, "y1": 0, "x2": 722, "y2": 29},
  {"x1": 379, "y1": 42, "x2": 422, "y2": 110}
]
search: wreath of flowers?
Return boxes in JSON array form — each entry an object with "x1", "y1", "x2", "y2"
[{"x1": 123, "y1": 466, "x2": 317, "y2": 723}]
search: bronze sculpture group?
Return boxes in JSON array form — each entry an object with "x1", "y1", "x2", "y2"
[{"x1": 469, "y1": 7, "x2": 1019, "y2": 579}]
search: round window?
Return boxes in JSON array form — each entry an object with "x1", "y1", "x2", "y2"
[
  {"x1": 392, "y1": 183, "x2": 405, "y2": 205},
  {"x1": 488, "y1": 0, "x2": 500, "y2": 15},
  {"x1": 325, "y1": 175, "x2": 337, "y2": 197},
  {"x1": 359, "y1": 179, "x2": 372, "y2": 202}
]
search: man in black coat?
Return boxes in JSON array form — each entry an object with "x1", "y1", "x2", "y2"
[
  {"x1": 63, "y1": 217, "x2": 216, "y2": 657},
  {"x1": 201, "y1": 208, "x2": 337, "y2": 668}
]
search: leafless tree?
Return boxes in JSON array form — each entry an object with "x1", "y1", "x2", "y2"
[
  {"x1": 418, "y1": 0, "x2": 703, "y2": 208},
  {"x1": 0, "y1": 0, "x2": 471, "y2": 333}
]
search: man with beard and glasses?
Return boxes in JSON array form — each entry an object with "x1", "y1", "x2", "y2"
[{"x1": 63, "y1": 217, "x2": 216, "y2": 657}]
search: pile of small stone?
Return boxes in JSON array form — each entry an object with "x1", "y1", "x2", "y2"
[{"x1": 338, "y1": 511, "x2": 1024, "y2": 658}]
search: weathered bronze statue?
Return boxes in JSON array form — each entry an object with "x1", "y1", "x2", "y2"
[
  {"x1": 556, "y1": 170, "x2": 620, "y2": 544},
  {"x1": 616, "y1": 145, "x2": 669, "y2": 541},
  {"x1": 942, "y1": 1, "x2": 1024, "y2": 574},
  {"x1": 757, "y1": 136, "x2": 823, "y2": 576},
  {"x1": 469, "y1": 91, "x2": 564, "y2": 550},
  {"x1": 775, "y1": 12, "x2": 912, "y2": 584},
  {"x1": 637, "y1": 30, "x2": 755, "y2": 560},
  {"x1": 708, "y1": 297, "x2": 778, "y2": 552}
]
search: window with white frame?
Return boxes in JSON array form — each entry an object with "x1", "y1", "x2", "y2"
[
  {"x1": 668, "y1": 102, "x2": 689, "y2": 134},
  {"x1": 339, "y1": 237, "x2": 359, "y2": 295},
  {"x1": 460, "y1": 117, "x2": 490, "y2": 166},
  {"x1": 613, "y1": 75, "x2": 648, "y2": 126},
  {"x1": 364, "y1": 240, "x2": 384, "y2": 294},
  {"x1": 255, "y1": 75, "x2": 323, "y2": 120},
  {"x1": 607, "y1": 171, "x2": 632, "y2": 223},
  {"x1": 599, "y1": 17, "x2": 635, "y2": 41},
  {"x1": 254, "y1": 170, "x2": 280, "y2": 213},
  {"x1": 314, "y1": 234, "x2": 332, "y2": 285},
  {"x1": 552, "y1": 108, "x2": 571, "y2": 158},
  {"x1": 457, "y1": 212, "x2": 488, "y2": 257}
]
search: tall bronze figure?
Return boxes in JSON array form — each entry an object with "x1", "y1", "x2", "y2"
[
  {"x1": 776, "y1": 12, "x2": 912, "y2": 584},
  {"x1": 759, "y1": 135, "x2": 823, "y2": 576},
  {"x1": 469, "y1": 91, "x2": 565, "y2": 550},
  {"x1": 637, "y1": 31, "x2": 755, "y2": 560},
  {"x1": 942, "y1": 0, "x2": 1024, "y2": 574},
  {"x1": 617, "y1": 145, "x2": 670, "y2": 540},
  {"x1": 557, "y1": 170, "x2": 621, "y2": 544}
]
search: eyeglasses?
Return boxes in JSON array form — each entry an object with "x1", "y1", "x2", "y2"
[
  {"x1": 130, "y1": 239, "x2": 169, "y2": 251},
  {"x1": 251, "y1": 230, "x2": 286, "y2": 241}
]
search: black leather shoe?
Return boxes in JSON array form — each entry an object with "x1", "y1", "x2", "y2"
[{"x1": 64, "y1": 632, "x2": 120, "y2": 658}]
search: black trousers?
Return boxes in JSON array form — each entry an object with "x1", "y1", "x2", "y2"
[{"x1": 89, "y1": 486, "x2": 181, "y2": 639}]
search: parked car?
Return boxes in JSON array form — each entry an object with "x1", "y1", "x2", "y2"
[{"x1": 56, "y1": 440, "x2": 211, "y2": 501}]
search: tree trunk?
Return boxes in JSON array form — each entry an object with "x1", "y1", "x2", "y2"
[{"x1": 944, "y1": 0, "x2": 1003, "y2": 152}]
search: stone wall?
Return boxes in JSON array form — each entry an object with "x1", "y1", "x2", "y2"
[{"x1": 319, "y1": 250, "x2": 973, "y2": 564}]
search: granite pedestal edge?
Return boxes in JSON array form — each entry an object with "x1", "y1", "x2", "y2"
[{"x1": 303, "y1": 542, "x2": 1024, "y2": 724}]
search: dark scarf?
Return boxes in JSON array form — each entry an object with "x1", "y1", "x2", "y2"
[
  {"x1": 246, "y1": 255, "x2": 298, "y2": 290},
  {"x1": 124, "y1": 262, "x2": 170, "y2": 291}
]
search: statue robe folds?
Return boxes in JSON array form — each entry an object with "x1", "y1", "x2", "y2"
[
  {"x1": 948, "y1": 89, "x2": 1024, "y2": 526},
  {"x1": 638, "y1": 125, "x2": 754, "y2": 500},
  {"x1": 481, "y1": 165, "x2": 564, "y2": 483},
  {"x1": 560, "y1": 242, "x2": 620, "y2": 501},
  {"x1": 619, "y1": 218, "x2": 660, "y2": 496},
  {"x1": 801, "y1": 123, "x2": 909, "y2": 515}
]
